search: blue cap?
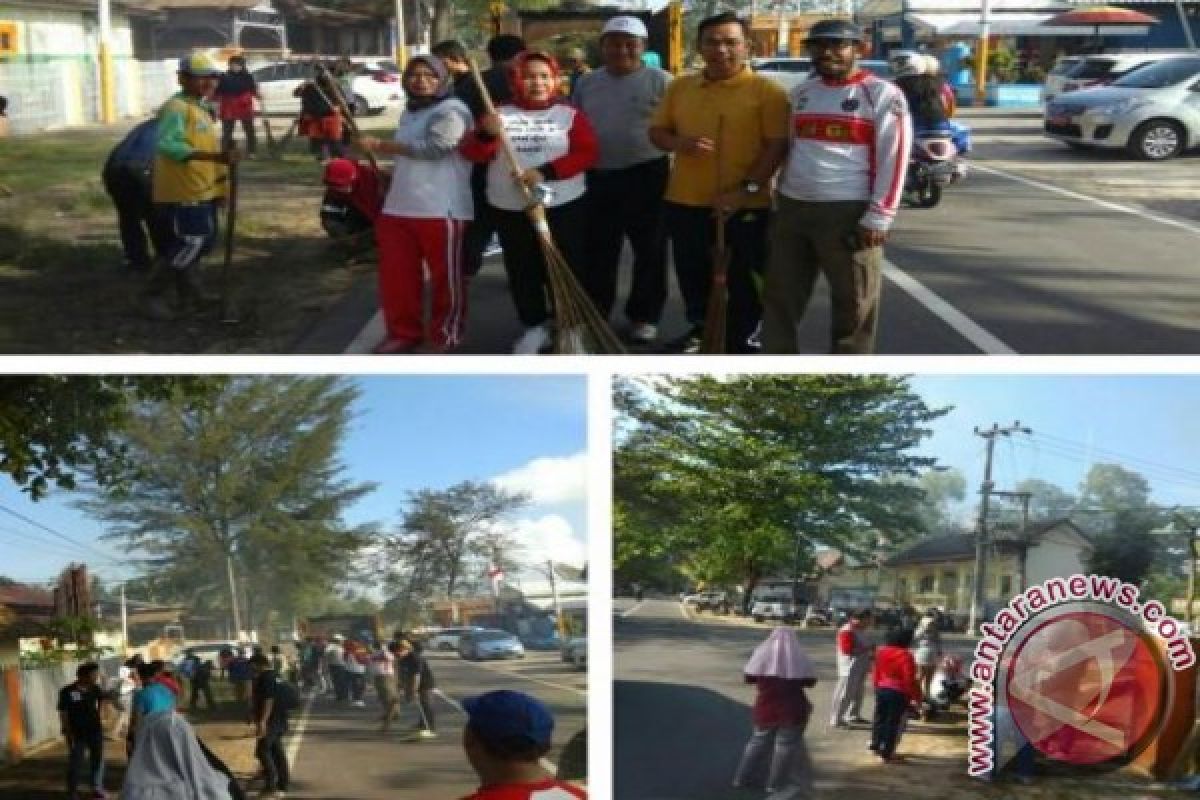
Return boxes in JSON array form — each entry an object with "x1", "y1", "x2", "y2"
[{"x1": 463, "y1": 690, "x2": 554, "y2": 747}]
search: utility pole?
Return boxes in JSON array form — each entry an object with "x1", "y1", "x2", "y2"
[
  {"x1": 394, "y1": 0, "x2": 408, "y2": 69},
  {"x1": 989, "y1": 490, "x2": 1033, "y2": 593},
  {"x1": 968, "y1": 422, "x2": 1031, "y2": 634},
  {"x1": 97, "y1": 0, "x2": 116, "y2": 123},
  {"x1": 775, "y1": 0, "x2": 791, "y2": 56},
  {"x1": 225, "y1": 554, "x2": 242, "y2": 640},
  {"x1": 547, "y1": 559, "x2": 564, "y2": 637},
  {"x1": 974, "y1": 0, "x2": 992, "y2": 106},
  {"x1": 120, "y1": 582, "x2": 129, "y2": 658}
]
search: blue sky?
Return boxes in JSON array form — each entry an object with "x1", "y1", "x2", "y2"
[
  {"x1": 0, "y1": 375, "x2": 588, "y2": 587},
  {"x1": 909, "y1": 374, "x2": 1200, "y2": 519}
]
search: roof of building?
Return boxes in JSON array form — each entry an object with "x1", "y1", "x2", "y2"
[{"x1": 884, "y1": 519, "x2": 1085, "y2": 567}]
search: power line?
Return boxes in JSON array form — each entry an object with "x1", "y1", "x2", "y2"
[
  {"x1": 1013, "y1": 438, "x2": 1200, "y2": 491},
  {"x1": 1030, "y1": 431, "x2": 1200, "y2": 483},
  {"x1": 0, "y1": 503, "x2": 121, "y2": 563}
]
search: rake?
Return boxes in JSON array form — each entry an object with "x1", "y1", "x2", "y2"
[
  {"x1": 700, "y1": 115, "x2": 729, "y2": 355},
  {"x1": 468, "y1": 59, "x2": 624, "y2": 355}
]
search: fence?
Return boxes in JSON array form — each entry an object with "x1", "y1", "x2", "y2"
[
  {"x1": 0, "y1": 657, "x2": 122, "y2": 765},
  {"x1": 0, "y1": 58, "x2": 179, "y2": 134}
]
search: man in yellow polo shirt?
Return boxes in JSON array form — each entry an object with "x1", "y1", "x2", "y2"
[
  {"x1": 146, "y1": 53, "x2": 240, "y2": 320},
  {"x1": 649, "y1": 12, "x2": 789, "y2": 354}
]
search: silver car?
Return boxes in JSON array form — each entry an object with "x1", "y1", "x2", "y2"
[
  {"x1": 1044, "y1": 56, "x2": 1200, "y2": 160},
  {"x1": 458, "y1": 629, "x2": 525, "y2": 661}
]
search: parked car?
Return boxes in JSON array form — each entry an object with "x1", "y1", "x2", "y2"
[
  {"x1": 521, "y1": 631, "x2": 562, "y2": 651},
  {"x1": 426, "y1": 626, "x2": 482, "y2": 652},
  {"x1": 168, "y1": 641, "x2": 239, "y2": 671},
  {"x1": 458, "y1": 629, "x2": 526, "y2": 661},
  {"x1": 753, "y1": 57, "x2": 889, "y2": 91},
  {"x1": 751, "y1": 593, "x2": 799, "y2": 623},
  {"x1": 251, "y1": 61, "x2": 403, "y2": 116},
  {"x1": 562, "y1": 635, "x2": 587, "y2": 670},
  {"x1": 1044, "y1": 56, "x2": 1200, "y2": 160},
  {"x1": 682, "y1": 590, "x2": 731, "y2": 613},
  {"x1": 1043, "y1": 55, "x2": 1085, "y2": 102},
  {"x1": 803, "y1": 607, "x2": 832, "y2": 627},
  {"x1": 1059, "y1": 51, "x2": 1197, "y2": 95}
]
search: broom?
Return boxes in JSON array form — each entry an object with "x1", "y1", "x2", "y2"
[
  {"x1": 259, "y1": 98, "x2": 277, "y2": 154},
  {"x1": 700, "y1": 115, "x2": 729, "y2": 355},
  {"x1": 313, "y1": 64, "x2": 381, "y2": 176},
  {"x1": 467, "y1": 59, "x2": 624, "y2": 355},
  {"x1": 219, "y1": 156, "x2": 240, "y2": 323}
]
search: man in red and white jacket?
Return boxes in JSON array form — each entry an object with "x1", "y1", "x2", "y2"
[{"x1": 761, "y1": 18, "x2": 912, "y2": 355}]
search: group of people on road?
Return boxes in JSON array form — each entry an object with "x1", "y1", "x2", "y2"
[{"x1": 731, "y1": 608, "x2": 948, "y2": 797}]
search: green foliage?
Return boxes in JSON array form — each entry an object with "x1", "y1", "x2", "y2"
[
  {"x1": 1013, "y1": 478, "x2": 1078, "y2": 520},
  {"x1": 615, "y1": 375, "x2": 949, "y2": 599},
  {"x1": 1078, "y1": 463, "x2": 1164, "y2": 585},
  {"x1": 0, "y1": 376, "x2": 219, "y2": 500},
  {"x1": 79, "y1": 376, "x2": 377, "y2": 633}
]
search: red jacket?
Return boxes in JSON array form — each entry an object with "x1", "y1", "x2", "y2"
[
  {"x1": 873, "y1": 645, "x2": 921, "y2": 703},
  {"x1": 749, "y1": 675, "x2": 813, "y2": 730}
]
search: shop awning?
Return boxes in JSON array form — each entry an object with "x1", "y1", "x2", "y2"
[{"x1": 909, "y1": 11, "x2": 1150, "y2": 34}]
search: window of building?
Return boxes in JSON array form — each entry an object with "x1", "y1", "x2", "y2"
[
  {"x1": 999, "y1": 575, "x2": 1013, "y2": 596},
  {"x1": 942, "y1": 571, "x2": 958, "y2": 591},
  {"x1": 919, "y1": 574, "x2": 935, "y2": 593}
]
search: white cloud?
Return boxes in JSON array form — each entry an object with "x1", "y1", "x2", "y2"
[
  {"x1": 493, "y1": 452, "x2": 587, "y2": 506},
  {"x1": 512, "y1": 514, "x2": 587, "y2": 568}
]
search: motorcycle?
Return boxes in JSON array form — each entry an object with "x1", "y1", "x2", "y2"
[
  {"x1": 904, "y1": 127, "x2": 964, "y2": 209},
  {"x1": 922, "y1": 654, "x2": 969, "y2": 721}
]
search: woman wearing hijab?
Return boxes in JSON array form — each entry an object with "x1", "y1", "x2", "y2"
[
  {"x1": 359, "y1": 55, "x2": 473, "y2": 354},
  {"x1": 214, "y1": 55, "x2": 260, "y2": 156},
  {"x1": 461, "y1": 51, "x2": 599, "y2": 355},
  {"x1": 912, "y1": 608, "x2": 942, "y2": 701},
  {"x1": 120, "y1": 711, "x2": 239, "y2": 800},
  {"x1": 732, "y1": 627, "x2": 818, "y2": 799}
]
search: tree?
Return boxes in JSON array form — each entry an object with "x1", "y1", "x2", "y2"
[
  {"x1": 615, "y1": 375, "x2": 949, "y2": 605},
  {"x1": 1012, "y1": 478, "x2": 1077, "y2": 520},
  {"x1": 912, "y1": 468, "x2": 967, "y2": 534},
  {"x1": 1078, "y1": 463, "x2": 1163, "y2": 585},
  {"x1": 384, "y1": 481, "x2": 530, "y2": 610},
  {"x1": 0, "y1": 376, "x2": 218, "y2": 500},
  {"x1": 80, "y1": 377, "x2": 377, "y2": 635},
  {"x1": 1079, "y1": 463, "x2": 1153, "y2": 512}
]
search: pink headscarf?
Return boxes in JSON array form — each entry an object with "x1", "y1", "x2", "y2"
[{"x1": 744, "y1": 628, "x2": 817, "y2": 680}]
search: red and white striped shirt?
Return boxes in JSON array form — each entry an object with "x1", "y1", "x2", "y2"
[{"x1": 778, "y1": 70, "x2": 912, "y2": 232}]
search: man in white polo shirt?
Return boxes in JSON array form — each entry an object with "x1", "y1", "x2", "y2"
[{"x1": 571, "y1": 15, "x2": 671, "y2": 347}]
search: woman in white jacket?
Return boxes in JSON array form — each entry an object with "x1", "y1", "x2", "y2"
[
  {"x1": 120, "y1": 712, "x2": 236, "y2": 800},
  {"x1": 360, "y1": 55, "x2": 474, "y2": 354}
]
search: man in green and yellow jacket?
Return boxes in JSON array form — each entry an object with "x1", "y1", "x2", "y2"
[{"x1": 146, "y1": 53, "x2": 241, "y2": 320}]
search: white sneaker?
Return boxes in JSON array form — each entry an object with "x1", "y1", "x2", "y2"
[
  {"x1": 353, "y1": 700, "x2": 366, "y2": 708},
  {"x1": 483, "y1": 236, "x2": 503, "y2": 258},
  {"x1": 513, "y1": 324, "x2": 551, "y2": 355},
  {"x1": 627, "y1": 322, "x2": 658, "y2": 345}
]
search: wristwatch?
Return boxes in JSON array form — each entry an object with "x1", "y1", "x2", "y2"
[{"x1": 742, "y1": 180, "x2": 762, "y2": 195}]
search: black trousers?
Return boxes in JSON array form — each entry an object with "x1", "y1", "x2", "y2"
[
  {"x1": 462, "y1": 169, "x2": 496, "y2": 278},
  {"x1": 190, "y1": 681, "x2": 215, "y2": 710},
  {"x1": 493, "y1": 198, "x2": 588, "y2": 328},
  {"x1": 103, "y1": 165, "x2": 165, "y2": 270},
  {"x1": 330, "y1": 665, "x2": 348, "y2": 701},
  {"x1": 221, "y1": 118, "x2": 257, "y2": 154},
  {"x1": 870, "y1": 688, "x2": 909, "y2": 759},
  {"x1": 255, "y1": 725, "x2": 289, "y2": 791},
  {"x1": 585, "y1": 157, "x2": 669, "y2": 324},
  {"x1": 664, "y1": 202, "x2": 768, "y2": 354}
]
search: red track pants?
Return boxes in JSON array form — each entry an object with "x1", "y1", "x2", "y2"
[{"x1": 375, "y1": 214, "x2": 468, "y2": 350}]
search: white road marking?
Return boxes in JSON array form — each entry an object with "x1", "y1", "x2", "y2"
[
  {"x1": 457, "y1": 658, "x2": 587, "y2": 698},
  {"x1": 345, "y1": 310, "x2": 384, "y2": 353},
  {"x1": 620, "y1": 601, "x2": 646, "y2": 618},
  {"x1": 433, "y1": 688, "x2": 559, "y2": 775},
  {"x1": 883, "y1": 260, "x2": 1017, "y2": 355},
  {"x1": 284, "y1": 689, "x2": 316, "y2": 767},
  {"x1": 971, "y1": 161, "x2": 1200, "y2": 239}
]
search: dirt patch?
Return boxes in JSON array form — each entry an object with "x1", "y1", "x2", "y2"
[{"x1": 0, "y1": 118, "x2": 394, "y2": 354}]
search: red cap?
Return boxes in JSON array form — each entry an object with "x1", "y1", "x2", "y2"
[{"x1": 323, "y1": 158, "x2": 358, "y2": 191}]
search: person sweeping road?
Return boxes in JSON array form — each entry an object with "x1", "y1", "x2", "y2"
[
  {"x1": 732, "y1": 628, "x2": 818, "y2": 800},
  {"x1": 397, "y1": 637, "x2": 439, "y2": 740}
]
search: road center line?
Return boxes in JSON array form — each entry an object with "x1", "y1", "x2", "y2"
[
  {"x1": 284, "y1": 688, "x2": 316, "y2": 767},
  {"x1": 433, "y1": 688, "x2": 559, "y2": 775},
  {"x1": 620, "y1": 601, "x2": 646, "y2": 618},
  {"x1": 971, "y1": 161, "x2": 1200, "y2": 239},
  {"x1": 883, "y1": 260, "x2": 1017, "y2": 355},
  {"x1": 455, "y1": 658, "x2": 588, "y2": 697}
]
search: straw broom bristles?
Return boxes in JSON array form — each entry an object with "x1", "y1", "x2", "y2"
[{"x1": 468, "y1": 60, "x2": 624, "y2": 355}]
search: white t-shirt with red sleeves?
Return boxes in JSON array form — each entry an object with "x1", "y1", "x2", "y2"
[
  {"x1": 486, "y1": 104, "x2": 588, "y2": 212},
  {"x1": 778, "y1": 70, "x2": 912, "y2": 232},
  {"x1": 460, "y1": 779, "x2": 587, "y2": 800}
]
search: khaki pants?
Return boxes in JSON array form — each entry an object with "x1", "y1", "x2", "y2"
[{"x1": 762, "y1": 196, "x2": 883, "y2": 355}]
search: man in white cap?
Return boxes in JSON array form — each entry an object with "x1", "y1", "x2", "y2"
[{"x1": 572, "y1": 15, "x2": 671, "y2": 347}]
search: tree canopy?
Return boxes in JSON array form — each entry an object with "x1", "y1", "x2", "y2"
[{"x1": 615, "y1": 375, "x2": 949, "y2": 599}]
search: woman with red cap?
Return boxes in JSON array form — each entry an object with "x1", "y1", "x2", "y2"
[
  {"x1": 461, "y1": 51, "x2": 599, "y2": 355},
  {"x1": 359, "y1": 55, "x2": 475, "y2": 353}
]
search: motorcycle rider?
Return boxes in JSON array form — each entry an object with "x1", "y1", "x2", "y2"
[
  {"x1": 760, "y1": 18, "x2": 911, "y2": 355},
  {"x1": 891, "y1": 52, "x2": 968, "y2": 180}
]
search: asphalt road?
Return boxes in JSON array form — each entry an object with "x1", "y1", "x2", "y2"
[
  {"x1": 613, "y1": 597, "x2": 978, "y2": 800},
  {"x1": 280, "y1": 652, "x2": 587, "y2": 799},
  {"x1": 305, "y1": 109, "x2": 1200, "y2": 355}
]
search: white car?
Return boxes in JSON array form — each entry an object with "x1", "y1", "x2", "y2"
[
  {"x1": 425, "y1": 626, "x2": 482, "y2": 651},
  {"x1": 1044, "y1": 56, "x2": 1200, "y2": 160},
  {"x1": 251, "y1": 62, "x2": 403, "y2": 116},
  {"x1": 562, "y1": 636, "x2": 586, "y2": 670},
  {"x1": 1043, "y1": 55, "x2": 1084, "y2": 103},
  {"x1": 752, "y1": 57, "x2": 814, "y2": 91},
  {"x1": 1059, "y1": 51, "x2": 1197, "y2": 95}
]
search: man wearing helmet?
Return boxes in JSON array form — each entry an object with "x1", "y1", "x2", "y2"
[{"x1": 761, "y1": 19, "x2": 911, "y2": 355}]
